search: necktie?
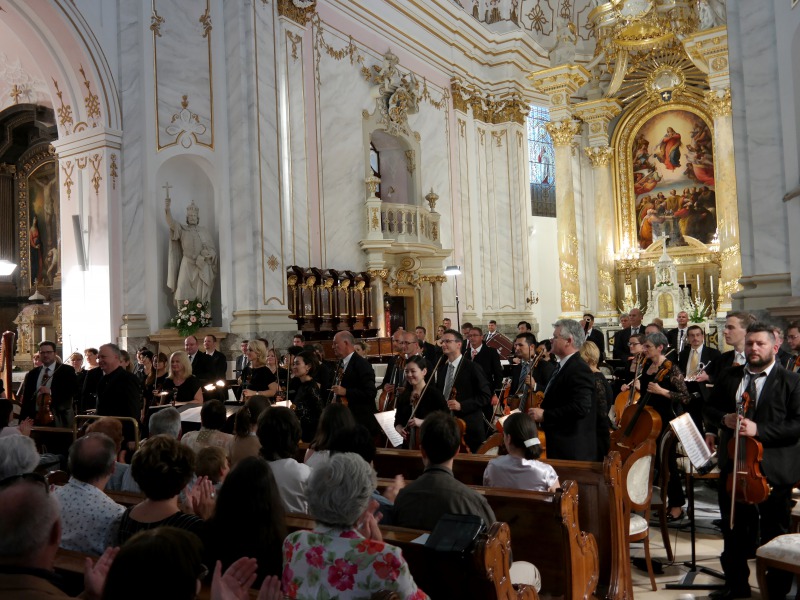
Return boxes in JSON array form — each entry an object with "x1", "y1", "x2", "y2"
[
  {"x1": 544, "y1": 363, "x2": 561, "y2": 395},
  {"x1": 793, "y1": 355, "x2": 800, "y2": 373},
  {"x1": 688, "y1": 349, "x2": 699, "y2": 377},
  {"x1": 443, "y1": 363, "x2": 456, "y2": 400},
  {"x1": 678, "y1": 329, "x2": 685, "y2": 352},
  {"x1": 189, "y1": 354, "x2": 194, "y2": 364},
  {"x1": 41, "y1": 367, "x2": 51, "y2": 386},
  {"x1": 471, "y1": 348, "x2": 478, "y2": 359},
  {"x1": 632, "y1": 327, "x2": 638, "y2": 335},
  {"x1": 744, "y1": 372, "x2": 765, "y2": 418}
]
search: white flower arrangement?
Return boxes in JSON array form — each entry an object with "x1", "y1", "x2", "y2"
[{"x1": 168, "y1": 298, "x2": 212, "y2": 336}]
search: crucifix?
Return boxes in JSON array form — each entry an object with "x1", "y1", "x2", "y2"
[
  {"x1": 10, "y1": 84, "x2": 22, "y2": 104},
  {"x1": 162, "y1": 181, "x2": 172, "y2": 200}
]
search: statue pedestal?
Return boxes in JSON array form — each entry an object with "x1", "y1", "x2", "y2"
[{"x1": 149, "y1": 327, "x2": 229, "y2": 358}]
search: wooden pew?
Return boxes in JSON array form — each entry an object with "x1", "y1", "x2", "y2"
[
  {"x1": 373, "y1": 448, "x2": 629, "y2": 600},
  {"x1": 286, "y1": 514, "x2": 538, "y2": 600},
  {"x1": 30, "y1": 425, "x2": 74, "y2": 456}
]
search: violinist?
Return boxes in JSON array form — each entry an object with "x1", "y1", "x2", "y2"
[
  {"x1": 703, "y1": 323, "x2": 800, "y2": 600},
  {"x1": 330, "y1": 331, "x2": 379, "y2": 437},
  {"x1": 378, "y1": 331, "x2": 407, "y2": 400},
  {"x1": 18, "y1": 340, "x2": 77, "y2": 428},
  {"x1": 393, "y1": 356, "x2": 448, "y2": 447},
  {"x1": 434, "y1": 330, "x2": 491, "y2": 453},
  {"x1": 509, "y1": 332, "x2": 556, "y2": 399},
  {"x1": 465, "y1": 327, "x2": 503, "y2": 422},
  {"x1": 631, "y1": 332, "x2": 689, "y2": 520}
]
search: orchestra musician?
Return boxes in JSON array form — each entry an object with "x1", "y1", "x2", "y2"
[
  {"x1": 434, "y1": 329, "x2": 491, "y2": 453},
  {"x1": 785, "y1": 321, "x2": 800, "y2": 372},
  {"x1": 465, "y1": 327, "x2": 503, "y2": 423},
  {"x1": 18, "y1": 340, "x2": 77, "y2": 427},
  {"x1": 508, "y1": 332, "x2": 556, "y2": 401},
  {"x1": 707, "y1": 312, "x2": 756, "y2": 382},
  {"x1": 330, "y1": 331, "x2": 378, "y2": 437},
  {"x1": 378, "y1": 331, "x2": 407, "y2": 397},
  {"x1": 678, "y1": 324, "x2": 721, "y2": 434},
  {"x1": 703, "y1": 323, "x2": 800, "y2": 600},
  {"x1": 529, "y1": 319, "x2": 597, "y2": 461},
  {"x1": 393, "y1": 356, "x2": 448, "y2": 448},
  {"x1": 415, "y1": 326, "x2": 440, "y2": 365}
]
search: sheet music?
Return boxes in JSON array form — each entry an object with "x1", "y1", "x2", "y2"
[
  {"x1": 669, "y1": 413, "x2": 714, "y2": 470},
  {"x1": 273, "y1": 400, "x2": 292, "y2": 408},
  {"x1": 374, "y1": 409, "x2": 404, "y2": 447}
]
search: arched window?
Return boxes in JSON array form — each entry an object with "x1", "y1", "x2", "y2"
[{"x1": 527, "y1": 105, "x2": 556, "y2": 217}]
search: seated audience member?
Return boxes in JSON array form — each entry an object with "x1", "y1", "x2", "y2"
[
  {"x1": 0, "y1": 435, "x2": 39, "y2": 480},
  {"x1": 231, "y1": 396, "x2": 269, "y2": 467},
  {"x1": 483, "y1": 412, "x2": 559, "y2": 492},
  {"x1": 282, "y1": 453, "x2": 428, "y2": 599},
  {"x1": 86, "y1": 417, "x2": 131, "y2": 491},
  {"x1": 181, "y1": 400, "x2": 233, "y2": 456},
  {"x1": 195, "y1": 446, "x2": 230, "y2": 490},
  {"x1": 0, "y1": 473, "x2": 116, "y2": 599},
  {"x1": 257, "y1": 407, "x2": 310, "y2": 514},
  {"x1": 0, "y1": 398, "x2": 32, "y2": 438},
  {"x1": 328, "y1": 425, "x2": 404, "y2": 525},
  {"x1": 115, "y1": 435, "x2": 206, "y2": 545},
  {"x1": 149, "y1": 406, "x2": 182, "y2": 439},
  {"x1": 392, "y1": 412, "x2": 496, "y2": 530},
  {"x1": 104, "y1": 526, "x2": 282, "y2": 600},
  {"x1": 206, "y1": 457, "x2": 287, "y2": 587},
  {"x1": 53, "y1": 433, "x2": 125, "y2": 556},
  {"x1": 303, "y1": 402, "x2": 355, "y2": 468}
]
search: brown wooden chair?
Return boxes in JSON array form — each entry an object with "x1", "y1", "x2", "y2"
[
  {"x1": 649, "y1": 428, "x2": 677, "y2": 561},
  {"x1": 622, "y1": 439, "x2": 658, "y2": 591}
]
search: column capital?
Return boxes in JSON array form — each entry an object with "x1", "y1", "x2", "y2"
[
  {"x1": 584, "y1": 145, "x2": 613, "y2": 168},
  {"x1": 682, "y1": 26, "x2": 730, "y2": 90},
  {"x1": 545, "y1": 119, "x2": 581, "y2": 147},
  {"x1": 573, "y1": 98, "x2": 623, "y2": 146},
  {"x1": 528, "y1": 65, "x2": 590, "y2": 121},
  {"x1": 704, "y1": 88, "x2": 732, "y2": 118}
]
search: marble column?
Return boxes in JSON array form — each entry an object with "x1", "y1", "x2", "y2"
[
  {"x1": 529, "y1": 65, "x2": 589, "y2": 318},
  {"x1": 371, "y1": 275, "x2": 385, "y2": 337},
  {"x1": 705, "y1": 89, "x2": 740, "y2": 312},
  {"x1": 432, "y1": 277, "x2": 444, "y2": 330},
  {"x1": 419, "y1": 278, "x2": 434, "y2": 337}
]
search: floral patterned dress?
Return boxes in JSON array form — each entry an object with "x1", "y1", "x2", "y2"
[{"x1": 282, "y1": 526, "x2": 428, "y2": 600}]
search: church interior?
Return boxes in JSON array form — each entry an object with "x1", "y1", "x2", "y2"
[{"x1": 1, "y1": 2, "x2": 800, "y2": 599}]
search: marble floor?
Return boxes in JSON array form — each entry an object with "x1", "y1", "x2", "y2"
[{"x1": 628, "y1": 480, "x2": 764, "y2": 600}]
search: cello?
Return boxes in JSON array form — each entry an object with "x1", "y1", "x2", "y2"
[
  {"x1": 609, "y1": 358, "x2": 670, "y2": 462},
  {"x1": 613, "y1": 354, "x2": 643, "y2": 425},
  {"x1": 727, "y1": 389, "x2": 770, "y2": 527}
]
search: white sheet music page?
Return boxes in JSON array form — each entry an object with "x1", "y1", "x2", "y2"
[
  {"x1": 670, "y1": 413, "x2": 713, "y2": 470},
  {"x1": 374, "y1": 409, "x2": 404, "y2": 447}
]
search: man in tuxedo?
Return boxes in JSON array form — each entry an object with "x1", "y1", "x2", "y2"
[
  {"x1": 415, "y1": 326, "x2": 440, "y2": 366},
  {"x1": 707, "y1": 312, "x2": 756, "y2": 382},
  {"x1": 611, "y1": 312, "x2": 630, "y2": 361},
  {"x1": 484, "y1": 320, "x2": 499, "y2": 344},
  {"x1": 184, "y1": 335, "x2": 213, "y2": 385},
  {"x1": 667, "y1": 311, "x2": 690, "y2": 355},
  {"x1": 466, "y1": 327, "x2": 503, "y2": 422},
  {"x1": 582, "y1": 313, "x2": 605, "y2": 363},
  {"x1": 771, "y1": 326, "x2": 793, "y2": 369},
  {"x1": 434, "y1": 329, "x2": 491, "y2": 453},
  {"x1": 508, "y1": 332, "x2": 556, "y2": 408},
  {"x1": 678, "y1": 324, "x2": 721, "y2": 434},
  {"x1": 704, "y1": 323, "x2": 800, "y2": 600},
  {"x1": 530, "y1": 319, "x2": 597, "y2": 461},
  {"x1": 613, "y1": 309, "x2": 643, "y2": 361},
  {"x1": 379, "y1": 330, "x2": 407, "y2": 395},
  {"x1": 203, "y1": 334, "x2": 228, "y2": 382},
  {"x1": 18, "y1": 340, "x2": 77, "y2": 427},
  {"x1": 459, "y1": 322, "x2": 473, "y2": 354},
  {"x1": 95, "y1": 344, "x2": 142, "y2": 441},
  {"x1": 331, "y1": 331, "x2": 378, "y2": 436},
  {"x1": 234, "y1": 339, "x2": 249, "y2": 380},
  {"x1": 785, "y1": 322, "x2": 800, "y2": 372}
]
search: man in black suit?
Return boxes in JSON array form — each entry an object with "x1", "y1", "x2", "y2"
[
  {"x1": 434, "y1": 329, "x2": 491, "y2": 453},
  {"x1": 771, "y1": 326, "x2": 793, "y2": 370},
  {"x1": 582, "y1": 313, "x2": 606, "y2": 363},
  {"x1": 202, "y1": 334, "x2": 228, "y2": 382},
  {"x1": 704, "y1": 323, "x2": 800, "y2": 600},
  {"x1": 530, "y1": 319, "x2": 597, "y2": 461},
  {"x1": 459, "y1": 322, "x2": 473, "y2": 355},
  {"x1": 379, "y1": 330, "x2": 407, "y2": 394},
  {"x1": 707, "y1": 312, "x2": 756, "y2": 382},
  {"x1": 667, "y1": 311, "x2": 690, "y2": 355},
  {"x1": 678, "y1": 324, "x2": 721, "y2": 434},
  {"x1": 612, "y1": 308, "x2": 643, "y2": 362},
  {"x1": 785, "y1": 322, "x2": 800, "y2": 372},
  {"x1": 331, "y1": 331, "x2": 378, "y2": 436},
  {"x1": 234, "y1": 339, "x2": 249, "y2": 380},
  {"x1": 508, "y1": 332, "x2": 556, "y2": 409},
  {"x1": 184, "y1": 335, "x2": 213, "y2": 385},
  {"x1": 95, "y1": 343, "x2": 142, "y2": 440},
  {"x1": 466, "y1": 327, "x2": 503, "y2": 424},
  {"x1": 18, "y1": 340, "x2": 77, "y2": 427},
  {"x1": 415, "y1": 326, "x2": 440, "y2": 367}
]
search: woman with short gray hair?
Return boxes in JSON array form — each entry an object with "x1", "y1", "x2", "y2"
[{"x1": 282, "y1": 453, "x2": 427, "y2": 599}]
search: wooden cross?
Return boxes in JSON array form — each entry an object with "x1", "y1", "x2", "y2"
[
  {"x1": 10, "y1": 85, "x2": 21, "y2": 104},
  {"x1": 162, "y1": 181, "x2": 172, "y2": 199}
]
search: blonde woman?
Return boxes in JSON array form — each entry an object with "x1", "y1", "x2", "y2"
[
  {"x1": 161, "y1": 351, "x2": 203, "y2": 404},
  {"x1": 242, "y1": 340, "x2": 279, "y2": 400}
]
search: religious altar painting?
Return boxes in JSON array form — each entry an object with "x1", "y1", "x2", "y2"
[
  {"x1": 631, "y1": 109, "x2": 716, "y2": 250},
  {"x1": 27, "y1": 161, "x2": 60, "y2": 287}
]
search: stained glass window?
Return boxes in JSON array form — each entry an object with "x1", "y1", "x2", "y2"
[{"x1": 527, "y1": 105, "x2": 556, "y2": 217}]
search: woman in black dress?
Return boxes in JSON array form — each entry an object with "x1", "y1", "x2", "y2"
[
  {"x1": 290, "y1": 351, "x2": 324, "y2": 442},
  {"x1": 242, "y1": 340, "x2": 279, "y2": 401},
  {"x1": 393, "y1": 355, "x2": 448, "y2": 449},
  {"x1": 161, "y1": 351, "x2": 203, "y2": 404}
]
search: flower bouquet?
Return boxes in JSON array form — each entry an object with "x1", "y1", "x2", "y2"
[
  {"x1": 168, "y1": 299, "x2": 212, "y2": 336},
  {"x1": 685, "y1": 297, "x2": 711, "y2": 324}
]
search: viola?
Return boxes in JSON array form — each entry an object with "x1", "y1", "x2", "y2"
[
  {"x1": 447, "y1": 386, "x2": 470, "y2": 455},
  {"x1": 35, "y1": 391, "x2": 55, "y2": 426},
  {"x1": 609, "y1": 358, "x2": 671, "y2": 461},
  {"x1": 613, "y1": 354, "x2": 644, "y2": 425},
  {"x1": 727, "y1": 390, "x2": 770, "y2": 522},
  {"x1": 328, "y1": 363, "x2": 348, "y2": 407},
  {"x1": 506, "y1": 347, "x2": 546, "y2": 414}
]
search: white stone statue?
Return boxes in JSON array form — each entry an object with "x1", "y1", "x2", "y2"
[
  {"x1": 165, "y1": 196, "x2": 217, "y2": 306},
  {"x1": 549, "y1": 18, "x2": 577, "y2": 66},
  {"x1": 697, "y1": 0, "x2": 726, "y2": 29}
]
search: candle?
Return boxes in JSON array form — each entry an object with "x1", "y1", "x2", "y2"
[
  {"x1": 635, "y1": 279, "x2": 639, "y2": 298},
  {"x1": 696, "y1": 274, "x2": 701, "y2": 291},
  {"x1": 683, "y1": 273, "x2": 687, "y2": 287},
  {"x1": 710, "y1": 275, "x2": 714, "y2": 296},
  {"x1": 647, "y1": 275, "x2": 651, "y2": 290},
  {"x1": 41, "y1": 327, "x2": 46, "y2": 341}
]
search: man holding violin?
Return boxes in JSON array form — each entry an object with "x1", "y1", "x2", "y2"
[
  {"x1": 18, "y1": 340, "x2": 77, "y2": 427},
  {"x1": 508, "y1": 332, "x2": 556, "y2": 402},
  {"x1": 704, "y1": 323, "x2": 800, "y2": 600}
]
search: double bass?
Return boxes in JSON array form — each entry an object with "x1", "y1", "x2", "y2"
[
  {"x1": 727, "y1": 389, "x2": 770, "y2": 527},
  {"x1": 609, "y1": 358, "x2": 670, "y2": 462}
]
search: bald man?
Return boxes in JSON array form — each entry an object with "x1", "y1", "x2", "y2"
[{"x1": 331, "y1": 331, "x2": 378, "y2": 436}]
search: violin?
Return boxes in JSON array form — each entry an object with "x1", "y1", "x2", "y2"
[
  {"x1": 328, "y1": 363, "x2": 348, "y2": 407},
  {"x1": 378, "y1": 354, "x2": 405, "y2": 412},
  {"x1": 727, "y1": 390, "x2": 770, "y2": 525},
  {"x1": 404, "y1": 355, "x2": 442, "y2": 449},
  {"x1": 448, "y1": 387, "x2": 471, "y2": 454},
  {"x1": 613, "y1": 354, "x2": 644, "y2": 425},
  {"x1": 506, "y1": 347, "x2": 546, "y2": 413},
  {"x1": 35, "y1": 391, "x2": 55, "y2": 426},
  {"x1": 609, "y1": 358, "x2": 670, "y2": 462}
]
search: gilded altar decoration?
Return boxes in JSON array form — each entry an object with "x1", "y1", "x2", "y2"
[
  {"x1": 110, "y1": 154, "x2": 118, "y2": 190},
  {"x1": 704, "y1": 88, "x2": 732, "y2": 117},
  {"x1": 89, "y1": 154, "x2": 102, "y2": 196},
  {"x1": 52, "y1": 79, "x2": 74, "y2": 133},
  {"x1": 79, "y1": 65, "x2": 101, "y2": 125},
  {"x1": 278, "y1": 0, "x2": 316, "y2": 26},
  {"x1": 166, "y1": 95, "x2": 208, "y2": 149},
  {"x1": 585, "y1": 145, "x2": 613, "y2": 167},
  {"x1": 199, "y1": 7, "x2": 212, "y2": 38},
  {"x1": 545, "y1": 119, "x2": 580, "y2": 146},
  {"x1": 361, "y1": 51, "x2": 420, "y2": 138},
  {"x1": 450, "y1": 78, "x2": 528, "y2": 125},
  {"x1": 61, "y1": 161, "x2": 74, "y2": 202}
]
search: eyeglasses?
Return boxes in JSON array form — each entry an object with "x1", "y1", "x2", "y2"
[
  {"x1": 0, "y1": 472, "x2": 49, "y2": 494},
  {"x1": 440, "y1": 338, "x2": 458, "y2": 344}
]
